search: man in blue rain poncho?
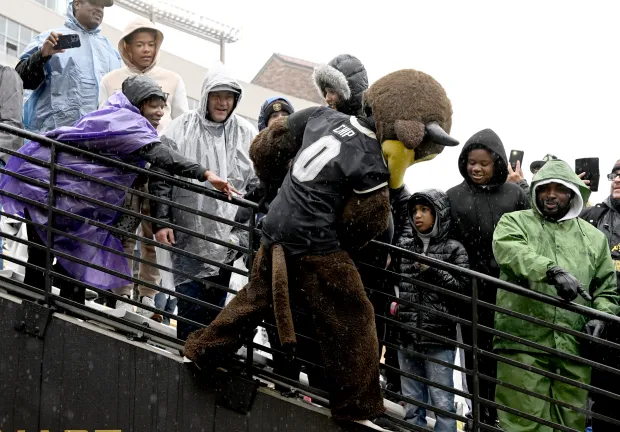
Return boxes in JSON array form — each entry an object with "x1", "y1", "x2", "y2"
[
  {"x1": 149, "y1": 63, "x2": 258, "y2": 340},
  {"x1": 16, "y1": 0, "x2": 121, "y2": 133}
]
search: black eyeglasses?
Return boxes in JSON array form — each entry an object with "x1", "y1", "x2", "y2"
[{"x1": 607, "y1": 173, "x2": 620, "y2": 181}]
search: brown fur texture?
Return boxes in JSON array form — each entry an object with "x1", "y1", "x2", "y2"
[
  {"x1": 363, "y1": 69, "x2": 453, "y2": 157},
  {"x1": 271, "y1": 244, "x2": 296, "y2": 346},
  {"x1": 183, "y1": 246, "x2": 385, "y2": 421},
  {"x1": 339, "y1": 187, "x2": 391, "y2": 251},
  {"x1": 249, "y1": 117, "x2": 300, "y2": 187}
]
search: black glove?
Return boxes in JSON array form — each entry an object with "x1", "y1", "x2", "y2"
[
  {"x1": 546, "y1": 266, "x2": 583, "y2": 302},
  {"x1": 584, "y1": 319, "x2": 606, "y2": 339}
]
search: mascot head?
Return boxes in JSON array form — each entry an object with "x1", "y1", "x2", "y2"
[{"x1": 363, "y1": 69, "x2": 457, "y2": 188}]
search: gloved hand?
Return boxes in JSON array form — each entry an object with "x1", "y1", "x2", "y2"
[
  {"x1": 546, "y1": 266, "x2": 588, "y2": 302},
  {"x1": 584, "y1": 319, "x2": 606, "y2": 339}
]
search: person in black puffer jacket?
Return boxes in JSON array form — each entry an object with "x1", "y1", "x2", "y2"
[
  {"x1": 394, "y1": 188, "x2": 469, "y2": 431},
  {"x1": 446, "y1": 128, "x2": 529, "y2": 427}
]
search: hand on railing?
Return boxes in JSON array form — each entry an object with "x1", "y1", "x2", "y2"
[
  {"x1": 155, "y1": 228, "x2": 176, "y2": 246},
  {"x1": 584, "y1": 319, "x2": 606, "y2": 338},
  {"x1": 204, "y1": 170, "x2": 240, "y2": 200},
  {"x1": 546, "y1": 266, "x2": 592, "y2": 302}
]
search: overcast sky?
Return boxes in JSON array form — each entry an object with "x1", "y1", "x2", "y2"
[{"x1": 104, "y1": 0, "x2": 620, "y2": 203}]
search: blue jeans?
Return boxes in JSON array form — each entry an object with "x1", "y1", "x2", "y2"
[
  {"x1": 154, "y1": 291, "x2": 178, "y2": 325},
  {"x1": 175, "y1": 268, "x2": 231, "y2": 340},
  {"x1": 398, "y1": 345, "x2": 456, "y2": 432}
]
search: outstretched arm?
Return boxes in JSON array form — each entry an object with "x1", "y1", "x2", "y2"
[
  {"x1": 339, "y1": 186, "x2": 391, "y2": 251},
  {"x1": 249, "y1": 106, "x2": 318, "y2": 186}
]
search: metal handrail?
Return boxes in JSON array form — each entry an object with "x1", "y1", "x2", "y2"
[{"x1": 1, "y1": 124, "x2": 620, "y2": 431}]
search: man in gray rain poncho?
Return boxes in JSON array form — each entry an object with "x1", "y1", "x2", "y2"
[{"x1": 150, "y1": 63, "x2": 257, "y2": 340}]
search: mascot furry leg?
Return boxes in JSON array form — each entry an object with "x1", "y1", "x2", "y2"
[{"x1": 186, "y1": 190, "x2": 391, "y2": 421}]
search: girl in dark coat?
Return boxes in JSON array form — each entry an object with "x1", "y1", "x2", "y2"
[
  {"x1": 446, "y1": 128, "x2": 529, "y2": 426},
  {"x1": 395, "y1": 189, "x2": 468, "y2": 431}
]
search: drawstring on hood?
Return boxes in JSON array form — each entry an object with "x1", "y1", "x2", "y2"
[
  {"x1": 118, "y1": 17, "x2": 163, "y2": 74},
  {"x1": 458, "y1": 128, "x2": 508, "y2": 188},
  {"x1": 530, "y1": 160, "x2": 590, "y2": 222}
]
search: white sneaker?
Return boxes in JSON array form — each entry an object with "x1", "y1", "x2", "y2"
[
  {"x1": 136, "y1": 296, "x2": 163, "y2": 322},
  {"x1": 354, "y1": 419, "x2": 392, "y2": 431},
  {"x1": 115, "y1": 294, "x2": 134, "y2": 313}
]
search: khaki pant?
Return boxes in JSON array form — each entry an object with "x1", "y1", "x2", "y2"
[{"x1": 112, "y1": 191, "x2": 160, "y2": 299}]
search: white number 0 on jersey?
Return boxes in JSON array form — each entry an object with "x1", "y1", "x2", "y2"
[{"x1": 292, "y1": 135, "x2": 342, "y2": 182}]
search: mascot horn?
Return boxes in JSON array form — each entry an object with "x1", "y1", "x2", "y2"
[{"x1": 184, "y1": 69, "x2": 457, "y2": 426}]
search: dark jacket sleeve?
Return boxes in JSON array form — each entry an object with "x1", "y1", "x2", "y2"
[
  {"x1": 390, "y1": 185, "x2": 413, "y2": 246},
  {"x1": 516, "y1": 179, "x2": 530, "y2": 198},
  {"x1": 15, "y1": 50, "x2": 49, "y2": 90},
  {"x1": 138, "y1": 142, "x2": 207, "y2": 180},
  {"x1": 0, "y1": 67, "x2": 24, "y2": 164},
  {"x1": 148, "y1": 165, "x2": 173, "y2": 233},
  {"x1": 144, "y1": 140, "x2": 208, "y2": 233},
  {"x1": 516, "y1": 183, "x2": 531, "y2": 210},
  {"x1": 234, "y1": 182, "x2": 265, "y2": 224},
  {"x1": 420, "y1": 240, "x2": 470, "y2": 294}
]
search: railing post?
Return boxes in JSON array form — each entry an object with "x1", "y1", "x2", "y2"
[
  {"x1": 245, "y1": 207, "x2": 256, "y2": 375},
  {"x1": 471, "y1": 277, "x2": 480, "y2": 431},
  {"x1": 44, "y1": 142, "x2": 58, "y2": 306}
]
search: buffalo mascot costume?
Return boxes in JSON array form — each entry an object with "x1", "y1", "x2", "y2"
[{"x1": 184, "y1": 69, "x2": 457, "y2": 424}]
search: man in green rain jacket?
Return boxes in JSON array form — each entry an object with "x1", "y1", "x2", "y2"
[{"x1": 492, "y1": 159, "x2": 619, "y2": 432}]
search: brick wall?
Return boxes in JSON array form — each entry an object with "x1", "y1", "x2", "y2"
[{"x1": 252, "y1": 57, "x2": 325, "y2": 105}]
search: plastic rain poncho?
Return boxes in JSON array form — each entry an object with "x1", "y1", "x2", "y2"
[
  {"x1": 21, "y1": 1, "x2": 121, "y2": 133},
  {"x1": 0, "y1": 92, "x2": 159, "y2": 290},
  {"x1": 158, "y1": 64, "x2": 257, "y2": 285}
]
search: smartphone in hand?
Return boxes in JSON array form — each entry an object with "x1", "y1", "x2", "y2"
[
  {"x1": 509, "y1": 150, "x2": 524, "y2": 170},
  {"x1": 575, "y1": 157, "x2": 600, "y2": 192},
  {"x1": 53, "y1": 34, "x2": 81, "y2": 50}
]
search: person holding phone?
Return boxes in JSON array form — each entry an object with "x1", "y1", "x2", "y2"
[
  {"x1": 446, "y1": 129, "x2": 530, "y2": 428},
  {"x1": 15, "y1": 0, "x2": 121, "y2": 134}
]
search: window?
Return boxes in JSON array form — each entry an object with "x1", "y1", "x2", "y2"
[
  {"x1": 0, "y1": 15, "x2": 36, "y2": 57},
  {"x1": 6, "y1": 41, "x2": 17, "y2": 58},
  {"x1": 7, "y1": 20, "x2": 18, "y2": 40}
]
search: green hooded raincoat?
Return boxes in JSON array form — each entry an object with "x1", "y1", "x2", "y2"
[{"x1": 492, "y1": 160, "x2": 619, "y2": 356}]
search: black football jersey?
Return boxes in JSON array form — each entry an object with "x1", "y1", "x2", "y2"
[{"x1": 261, "y1": 107, "x2": 389, "y2": 256}]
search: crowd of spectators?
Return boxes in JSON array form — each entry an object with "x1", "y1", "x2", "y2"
[{"x1": 1, "y1": 2, "x2": 620, "y2": 431}]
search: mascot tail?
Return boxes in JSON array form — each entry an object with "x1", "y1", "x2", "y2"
[{"x1": 271, "y1": 244, "x2": 297, "y2": 346}]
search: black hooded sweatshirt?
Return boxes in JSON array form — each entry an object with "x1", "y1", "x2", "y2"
[{"x1": 446, "y1": 129, "x2": 530, "y2": 282}]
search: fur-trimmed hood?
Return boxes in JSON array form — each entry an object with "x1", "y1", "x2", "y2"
[{"x1": 313, "y1": 54, "x2": 368, "y2": 116}]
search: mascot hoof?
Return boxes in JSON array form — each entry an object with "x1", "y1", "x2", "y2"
[{"x1": 183, "y1": 328, "x2": 211, "y2": 366}]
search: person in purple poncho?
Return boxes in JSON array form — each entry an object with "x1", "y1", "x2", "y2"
[{"x1": 0, "y1": 75, "x2": 237, "y2": 304}]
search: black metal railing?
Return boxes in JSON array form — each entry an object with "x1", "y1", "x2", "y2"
[{"x1": 0, "y1": 122, "x2": 619, "y2": 432}]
